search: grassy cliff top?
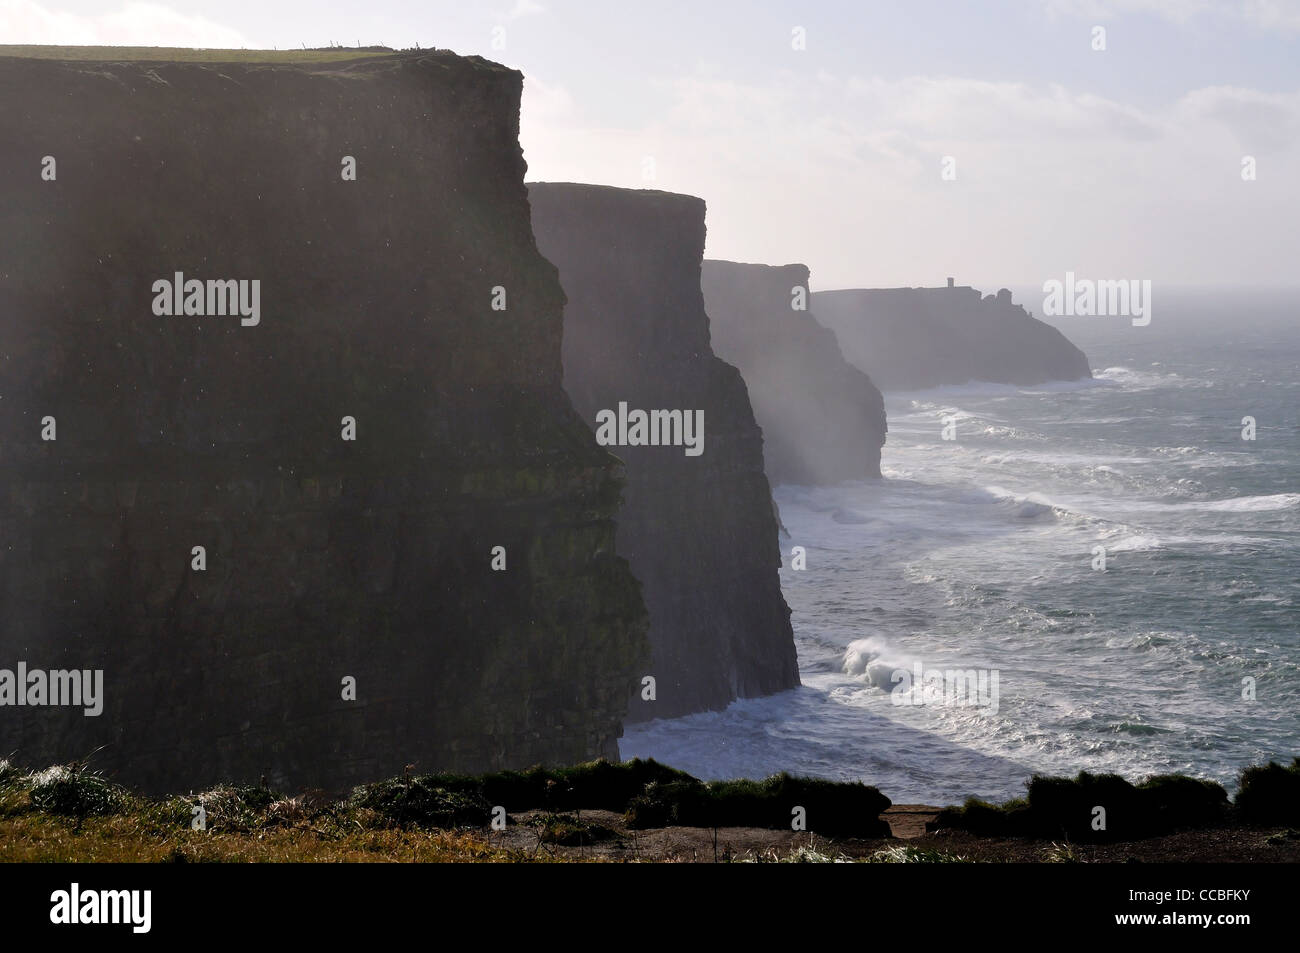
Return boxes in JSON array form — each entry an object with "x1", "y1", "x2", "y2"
[{"x1": 0, "y1": 45, "x2": 400, "y2": 63}]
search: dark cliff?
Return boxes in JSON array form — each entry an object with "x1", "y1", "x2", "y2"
[
  {"x1": 813, "y1": 285, "x2": 1093, "y2": 391},
  {"x1": 0, "y1": 49, "x2": 648, "y2": 792},
  {"x1": 701, "y1": 260, "x2": 886, "y2": 486},
  {"x1": 527, "y1": 184, "x2": 799, "y2": 721}
]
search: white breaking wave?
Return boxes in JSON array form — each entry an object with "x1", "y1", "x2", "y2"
[
  {"x1": 981, "y1": 485, "x2": 1076, "y2": 521},
  {"x1": 842, "y1": 637, "x2": 916, "y2": 690},
  {"x1": 1125, "y1": 493, "x2": 1300, "y2": 514},
  {"x1": 1190, "y1": 493, "x2": 1300, "y2": 512},
  {"x1": 1106, "y1": 534, "x2": 1164, "y2": 552},
  {"x1": 1094, "y1": 365, "x2": 1196, "y2": 390}
]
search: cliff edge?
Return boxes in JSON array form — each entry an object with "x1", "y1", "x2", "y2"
[
  {"x1": 528, "y1": 183, "x2": 799, "y2": 722},
  {"x1": 702, "y1": 260, "x2": 886, "y2": 485},
  {"x1": 813, "y1": 284, "x2": 1092, "y2": 391},
  {"x1": 0, "y1": 49, "x2": 648, "y2": 792}
]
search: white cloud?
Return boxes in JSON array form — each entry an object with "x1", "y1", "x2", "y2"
[
  {"x1": 0, "y1": 0, "x2": 254, "y2": 48},
  {"x1": 503, "y1": 0, "x2": 546, "y2": 23},
  {"x1": 1241, "y1": 0, "x2": 1300, "y2": 30},
  {"x1": 1042, "y1": 0, "x2": 1213, "y2": 21},
  {"x1": 1177, "y1": 84, "x2": 1300, "y2": 150},
  {"x1": 842, "y1": 75, "x2": 1160, "y2": 142},
  {"x1": 520, "y1": 66, "x2": 1300, "y2": 287},
  {"x1": 1039, "y1": 0, "x2": 1300, "y2": 31}
]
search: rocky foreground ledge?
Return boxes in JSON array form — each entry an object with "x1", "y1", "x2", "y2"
[{"x1": 3, "y1": 755, "x2": 1298, "y2": 863}]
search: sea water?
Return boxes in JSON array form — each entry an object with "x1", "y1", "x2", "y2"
[{"x1": 622, "y1": 294, "x2": 1299, "y2": 805}]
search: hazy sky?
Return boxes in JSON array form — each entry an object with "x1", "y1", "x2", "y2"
[{"x1": 5, "y1": 0, "x2": 1298, "y2": 290}]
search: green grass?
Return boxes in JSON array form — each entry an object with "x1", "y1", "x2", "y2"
[{"x1": 0, "y1": 45, "x2": 400, "y2": 63}]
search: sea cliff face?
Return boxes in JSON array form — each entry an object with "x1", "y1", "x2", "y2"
[
  {"x1": 813, "y1": 285, "x2": 1093, "y2": 391},
  {"x1": 0, "y1": 50, "x2": 648, "y2": 792},
  {"x1": 701, "y1": 260, "x2": 886, "y2": 486},
  {"x1": 527, "y1": 184, "x2": 799, "y2": 722}
]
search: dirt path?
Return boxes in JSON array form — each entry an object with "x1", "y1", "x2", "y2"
[{"x1": 882, "y1": 805, "x2": 943, "y2": 839}]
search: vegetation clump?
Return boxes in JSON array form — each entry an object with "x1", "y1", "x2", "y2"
[
  {"x1": 1234, "y1": 758, "x2": 1300, "y2": 825},
  {"x1": 24, "y1": 765, "x2": 129, "y2": 818},
  {"x1": 3, "y1": 754, "x2": 1296, "y2": 862},
  {"x1": 530, "y1": 813, "x2": 621, "y2": 846},
  {"x1": 347, "y1": 776, "x2": 491, "y2": 829},
  {"x1": 931, "y1": 771, "x2": 1230, "y2": 841},
  {"x1": 626, "y1": 772, "x2": 891, "y2": 836}
]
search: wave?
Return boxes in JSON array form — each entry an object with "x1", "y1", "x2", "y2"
[
  {"x1": 1106, "y1": 534, "x2": 1164, "y2": 552},
  {"x1": 1093, "y1": 365, "x2": 1195, "y2": 390},
  {"x1": 889, "y1": 377, "x2": 1104, "y2": 400},
  {"x1": 1100, "y1": 530, "x2": 1272, "y2": 552},
  {"x1": 842, "y1": 637, "x2": 916, "y2": 691},
  {"x1": 1190, "y1": 493, "x2": 1300, "y2": 513},
  {"x1": 1127, "y1": 493, "x2": 1300, "y2": 514},
  {"x1": 981, "y1": 485, "x2": 1078, "y2": 522},
  {"x1": 901, "y1": 402, "x2": 982, "y2": 422},
  {"x1": 978, "y1": 450, "x2": 1155, "y2": 467},
  {"x1": 978, "y1": 424, "x2": 1048, "y2": 440}
]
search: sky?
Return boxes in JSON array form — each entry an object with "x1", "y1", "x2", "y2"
[{"x1": 4, "y1": 0, "x2": 1298, "y2": 291}]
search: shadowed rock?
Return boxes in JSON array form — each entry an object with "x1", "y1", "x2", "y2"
[
  {"x1": 528, "y1": 183, "x2": 799, "y2": 722},
  {"x1": 702, "y1": 260, "x2": 886, "y2": 485},
  {"x1": 0, "y1": 49, "x2": 648, "y2": 792},
  {"x1": 813, "y1": 284, "x2": 1092, "y2": 391}
]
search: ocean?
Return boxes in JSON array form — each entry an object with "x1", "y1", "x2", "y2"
[{"x1": 621, "y1": 294, "x2": 1300, "y2": 805}]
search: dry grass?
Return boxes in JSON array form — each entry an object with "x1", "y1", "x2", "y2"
[
  {"x1": 0, "y1": 813, "x2": 567, "y2": 863},
  {"x1": 0, "y1": 759, "x2": 560, "y2": 863}
]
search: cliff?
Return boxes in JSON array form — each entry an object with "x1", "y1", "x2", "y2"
[
  {"x1": 701, "y1": 260, "x2": 886, "y2": 485},
  {"x1": 813, "y1": 285, "x2": 1093, "y2": 391},
  {"x1": 527, "y1": 184, "x2": 799, "y2": 721},
  {"x1": 0, "y1": 49, "x2": 648, "y2": 792}
]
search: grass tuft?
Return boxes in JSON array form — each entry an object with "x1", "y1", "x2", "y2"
[
  {"x1": 25, "y1": 765, "x2": 129, "y2": 818},
  {"x1": 865, "y1": 845, "x2": 971, "y2": 863},
  {"x1": 347, "y1": 776, "x2": 491, "y2": 829}
]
